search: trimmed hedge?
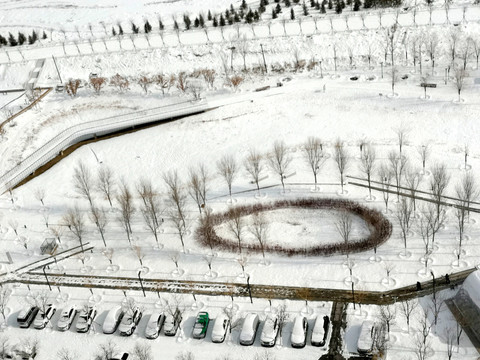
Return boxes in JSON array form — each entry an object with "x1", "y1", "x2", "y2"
[{"x1": 195, "y1": 198, "x2": 392, "y2": 257}]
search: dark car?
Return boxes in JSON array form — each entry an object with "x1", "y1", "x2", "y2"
[
  {"x1": 17, "y1": 306, "x2": 39, "y2": 328},
  {"x1": 76, "y1": 306, "x2": 97, "y2": 333},
  {"x1": 192, "y1": 312, "x2": 209, "y2": 339}
]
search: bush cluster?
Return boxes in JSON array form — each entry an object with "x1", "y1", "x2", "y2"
[{"x1": 196, "y1": 197, "x2": 392, "y2": 257}]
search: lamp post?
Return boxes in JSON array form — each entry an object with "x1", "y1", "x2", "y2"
[
  {"x1": 260, "y1": 44, "x2": 267, "y2": 73},
  {"x1": 430, "y1": 270, "x2": 436, "y2": 301},
  {"x1": 43, "y1": 266, "x2": 51, "y2": 291},
  {"x1": 351, "y1": 281, "x2": 356, "y2": 310},
  {"x1": 138, "y1": 270, "x2": 146, "y2": 297},
  {"x1": 246, "y1": 275, "x2": 253, "y2": 304}
]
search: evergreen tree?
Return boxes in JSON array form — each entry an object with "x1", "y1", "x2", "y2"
[
  {"x1": 18, "y1": 32, "x2": 26, "y2": 45},
  {"x1": 242, "y1": 0, "x2": 248, "y2": 9},
  {"x1": 303, "y1": 1, "x2": 309, "y2": 14},
  {"x1": 259, "y1": 3, "x2": 266, "y2": 13},
  {"x1": 320, "y1": 1, "x2": 326, "y2": 11},
  {"x1": 315, "y1": 1, "x2": 321, "y2": 9},
  {"x1": 225, "y1": 9, "x2": 230, "y2": 18},
  {"x1": 183, "y1": 14, "x2": 191, "y2": 30},
  {"x1": 275, "y1": 3, "x2": 282, "y2": 12},
  {"x1": 8, "y1": 33, "x2": 17, "y2": 46},
  {"x1": 144, "y1": 20, "x2": 152, "y2": 33},
  {"x1": 272, "y1": 7, "x2": 278, "y2": 18},
  {"x1": 254, "y1": 10, "x2": 260, "y2": 21},
  {"x1": 173, "y1": 20, "x2": 179, "y2": 30},
  {"x1": 131, "y1": 22, "x2": 139, "y2": 34},
  {"x1": 0, "y1": 35, "x2": 7, "y2": 46},
  {"x1": 293, "y1": 0, "x2": 300, "y2": 3},
  {"x1": 341, "y1": 0, "x2": 346, "y2": 8},
  {"x1": 228, "y1": 16, "x2": 234, "y2": 25},
  {"x1": 234, "y1": 12, "x2": 241, "y2": 22},
  {"x1": 220, "y1": 14, "x2": 226, "y2": 26},
  {"x1": 363, "y1": 0, "x2": 372, "y2": 7},
  {"x1": 194, "y1": 17, "x2": 200, "y2": 27},
  {"x1": 264, "y1": 0, "x2": 270, "y2": 4},
  {"x1": 112, "y1": 27, "x2": 117, "y2": 36},
  {"x1": 275, "y1": 0, "x2": 280, "y2": 2},
  {"x1": 353, "y1": 0, "x2": 361, "y2": 10},
  {"x1": 346, "y1": 0, "x2": 352, "y2": 7},
  {"x1": 42, "y1": 31, "x2": 47, "y2": 39},
  {"x1": 199, "y1": 14, "x2": 205, "y2": 27},
  {"x1": 28, "y1": 30, "x2": 38, "y2": 45},
  {"x1": 328, "y1": 0, "x2": 333, "y2": 9},
  {"x1": 213, "y1": 16, "x2": 219, "y2": 26},
  {"x1": 207, "y1": 10, "x2": 212, "y2": 21},
  {"x1": 118, "y1": 24, "x2": 124, "y2": 35},
  {"x1": 246, "y1": 9, "x2": 254, "y2": 23},
  {"x1": 230, "y1": 4, "x2": 235, "y2": 13},
  {"x1": 311, "y1": 0, "x2": 316, "y2": 6},
  {"x1": 335, "y1": 0, "x2": 343, "y2": 12},
  {"x1": 290, "y1": 8, "x2": 295, "y2": 19},
  {"x1": 159, "y1": 19, "x2": 164, "y2": 30},
  {"x1": 239, "y1": 8, "x2": 245, "y2": 19},
  {"x1": 285, "y1": 0, "x2": 291, "y2": 6}
]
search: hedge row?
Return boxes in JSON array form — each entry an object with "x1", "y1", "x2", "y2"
[{"x1": 195, "y1": 198, "x2": 392, "y2": 257}]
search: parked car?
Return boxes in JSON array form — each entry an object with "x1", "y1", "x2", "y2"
[
  {"x1": 57, "y1": 304, "x2": 77, "y2": 331},
  {"x1": 164, "y1": 308, "x2": 182, "y2": 336},
  {"x1": 103, "y1": 306, "x2": 124, "y2": 334},
  {"x1": 33, "y1": 304, "x2": 56, "y2": 329},
  {"x1": 357, "y1": 321, "x2": 375, "y2": 355},
  {"x1": 118, "y1": 307, "x2": 142, "y2": 336},
  {"x1": 145, "y1": 312, "x2": 165, "y2": 339},
  {"x1": 211, "y1": 314, "x2": 230, "y2": 343},
  {"x1": 12, "y1": 343, "x2": 37, "y2": 360},
  {"x1": 311, "y1": 315, "x2": 330, "y2": 347},
  {"x1": 291, "y1": 315, "x2": 308, "y2": 348},
  {"x1": 260, "y1": 315, "x2": 280, "y2": 347},
  {"x1": 107, "y1": 353, "x2": 129, "y2": 360},
  {"x1": 76, "y1": 306, "x2": 97, "y2": 333},
  {"x1": 239, "y1": 313, "x2": 259, "y2": 346},
  {"x1": 17, "y1": 306, "x2": 39, "y2": 328},
  {"x1": 192, "y1": 312, "x2": 210, "y2": 339}
]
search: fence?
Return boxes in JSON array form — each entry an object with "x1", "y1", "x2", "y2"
[{"x1": 0, "y1": 98, "x2": 210, "y2": 194}]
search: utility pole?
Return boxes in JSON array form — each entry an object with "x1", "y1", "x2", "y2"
[
  {"x1": 351, "y1": 281, "x2": 355, "y2": 310},
  {"x1": 260, "y1": 44, "x2": 267, "y2": 73},
  {"x1": 43, "y1": 266, "x2": 51, "y2": 291},
  {"x1": 52, "y1": 55, "x2": 63, "y2": 84},
  {"x1": 246, "y1": 275, "x2": 253, "y2": 304},
  {"x1": 138, "y1": 270, "x2": 146, "y2": 297}
]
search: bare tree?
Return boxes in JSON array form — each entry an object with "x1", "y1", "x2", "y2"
[
  {"x1": 203, "y1": 254, "x2": 214, "y2": 276},
  {"x1": 42, "y1": 211, "x2": 49, "y2": 228},
  {"x1": 417, "y1": 144, "x2": 431, "y2": 174},
  {"x1": 97, "y1": 166, "x2": 116, "y2": 207},
  {"x1": 164, "y1": 171, "x2": 188, "y2": 252},
  {"x1": 470, "y1": 34, "x2": 480, "y2": 69},
  {"x1": 8, "y1": 219, "x2": 18, "y2": 236},
  {"x1": 429, "y1": 162, "x2": 450, "y2": 224},
  {"x1": 453, "y1": 67, "x2": 468, "y2": 102},
  {"x1": 335, "y1": 210, "x2": 352, "y2": 258},
  {"x1": 73, "y1": 161, "x2": 95, "y2": 208},
  {"x1": 62, "y1": 205, "x2": 85, "y2": 250},
  {"x1": 132, "y1": 343, "x2": 152, "y2": 360},
  {"x1": 395, "y1": 197, "x2": 415, "y2": 253},
  {"x1": 429, "y1": 292, "x2": 445, "y2": 326},
  {"x1": 249, "y1": 213, "x2": 269, "y2": 261},
  {"x1": 244, "y1": 149, "x2": 265, "y2": 194},
  {"x1": 400, "y1": 299, "x2": 417, "y2": 332},
  {"x1": 456, "y1": 321, "x2": 463, "y2": 345},
  {"x1": 188, "y1": 164, "x2": 209, "y2": 214},
  {"x1": 444, "y1": 326, "x2": 455, "y2": 360},
  {"x1": 116, "y1": 179, "x2": 135, "y2": 243},
  {"x1": 395, "y1": 124, "x2": 409, "y2": 156},
  {"x1": 138, "y1": 75, "x2": 152, "y2": 94},
  {"x1": 0, "y1": 287, "x2": 10, "y2": 321},
  {"x1": 448, "y1": 28, "x2": 461, "y2": 66},
  {"x1": 417, "y1": 206, "x2": 433, "y2": 272},
  {"x1": 388, "y1": 150, "x2": 408, "y2": 201},
  {"x1": 89, "y1": 206, "x2": 108, "y2": 247},
  {"x1": 103, "y1": 248, "x2": 114, "y2": 265},
  {"x1": 175, "y1": 351, "x2": 195, "y2": 360},
  {"x1": 217, "y1": 154, "x2": 238, "y2": 198},
  {"x1": 237, "y1": 254, "x2": 248, "y2": 278},
  {"x1": 33, "y1": 187, "x2": 46, "y2": 206},
  {"x1": 414, "y1": 334, "x2": 433, "y2": 360},
  {"x1": 303, "y1": 137, "x2": 326, "y2": 188},
  {"x1": 169, "y1": 251, "x2": 181, "y2": 272},
  {"x1": 378, "y1": 305, "x2": 396, "y2": 335},
  {"x1": 237, "y1": 34, "x2": 249, "y2": 72},
  {"x1": 57, "y1": 348, "x2": 78, "y2": 360},
  {"x1": 277, "y1": 304, "x2": 289, "y2": 346},
  {"x1": 334, "y1": 139, "x2": 350, "y2": 194},
  {"x1": 94, "y1": 340, "x2": 118, "y2": 360},
  {"x1": 50, "y1": 226, "x2": 64, "y2": 244},
  {"x1": 378, "y1": 164, "x2": 393, "y2": 212},
  {"x1": 426, "y1": 29, "x2": 440, "y2": 76},
  {"x1": 360, "y1": 144, "x2": 376, "y2": 199},
  {"x1": 132, "y1": 245, "x2": 144, "y2": 267},
  {"x1": 227, "y1": 207, "x2": 246, "y2": 253},
  {"x1": 268, "y1": 140, "x2": 292, "y2": 192},
  {"x1": 137, "y1": 178, "x2": 163, "y2": 246},
  {"x1": 405, "y1": 168, "x2": 422, "y2": 211}
]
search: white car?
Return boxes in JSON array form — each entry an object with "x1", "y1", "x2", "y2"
[
  {"x1": 33, "y1": 304, "x2": 56, "y2": 329},
  {"x1": 118, "y1": 307, "x2": 142, "y2": 336},
  {"x1": 291, "y1": 315, "x2": 308, "y2": 348},
  {"x1": 311, "y1": 315, "x2": 330, "y2": 347},
  {"x1": 260, "y1": 315, "x2": 280, "y2": 347},
  {"x1": 239, "y1": 313, "x2": 259, "y2": 346},
  {"x1": 211, "y1": 314, "x2": 230, "y2": 343},
  {"x1": 145, "y1": 312, "x2": 165, "y2": 339},
  {"x1": 103, "y1": 306, "x2": 124, "y2": 334},
  {"x1": 57, "y1": 304, "x2": 77, "y2": 331},
  {"x1": 76, "y1": 306, "x2": 97, "y2": 333},
  {"x1": 357, "y1": 321, "x2": 375, "y2": 354}
]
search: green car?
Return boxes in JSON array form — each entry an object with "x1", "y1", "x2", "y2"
[{"x1": 192, "y1": 312, "x2": 209, "y2": 339}]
